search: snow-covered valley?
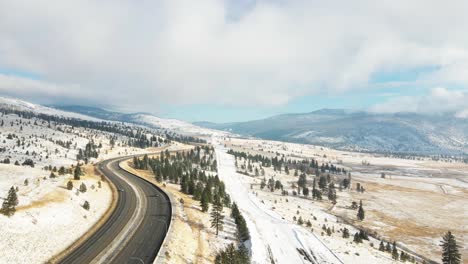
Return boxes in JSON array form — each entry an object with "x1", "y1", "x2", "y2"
[{"x1": 1, "y1": 96, "x2": 466, "y2": 264}]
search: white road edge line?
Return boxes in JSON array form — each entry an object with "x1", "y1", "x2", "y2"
[{"x1": 90, "y1": 159, "x2": 148, "y2": 264}]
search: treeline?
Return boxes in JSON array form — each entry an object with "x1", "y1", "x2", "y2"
[
  {"x1": 127, "y1": 133, "x2": 164, "y2": 148},
  {"x1": 215, "y1": 202, "x2": 251, "y2": 264},
  {"x1": 0, "y1": 108, "x2": 164, "y2": 149},
  {"x1": 165, "y1": 132, "x2": 207, "y2": 144},
  {"x1": 228, "y1": 149, "x2": 347, "y2": 175}
]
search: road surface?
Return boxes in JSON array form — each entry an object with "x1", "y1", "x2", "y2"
[{"x1": 58, "y1": 155, "x2": 171, "y2": 264}]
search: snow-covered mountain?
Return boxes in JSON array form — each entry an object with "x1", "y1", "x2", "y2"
[
  {"x1": 1, "y1": 97, "x2": 220, "y2": 138},
  {"x1": 54, "y1": 105, "x2": 224, "y2": 137},
  {"x1": 196, "y1": 109, "x2": 468, "y2": 155},
  {"x1": 0, "y1": 97, "x2": 100, "y2": 121}
]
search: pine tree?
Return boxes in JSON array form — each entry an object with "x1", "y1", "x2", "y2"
[
  {"x1": 385, "y1": 242, "x2": 392, "y2": 252},
  {"x1": 67, "y1": 180, "x2": 73, "y2": 190},
  {"x1": 328, "y1": 182, "x2": 337, "y2": 203},
  {"x1": 312, "y1": 178, "x2": 317, "y2": 199},
  {"x1": 237, "y1": 243, "x2": 250, "y2": 263},
  {"x1": 155, "y1": 168, "x2": 162, "y2": 182},
  {"x1": 357, "y1": 200, "x2": 365, "y2": 221},
  {"x1": 83, "y1": 201, "x2": 90, "y2": 210},
  {"x1": 392, "y1": 241, "x2": 399, "y2": 260},
  {"x1": 342, "y1": 228, "x2": 350, "y2": 238},
  {"x1": 200, "y1": 192, "x2": 209, "y2": 212},
  {"x1": 379, "y1": 241, "x2": 385, "y2": 251},
  {"x1": 440, "y1": 231, "x2": 461, "y2": 264},
  {"x1": 74, "y1": 164, "x2": 82, "y2": 180},
  {"x1": 210, "y1": 202, "x2": 224, "y2": 236},
  {"x1": 80, "y1": 182, "x2": 87, "y2": 193},
  {"x1": 353, "y1": 232, "x2": 362, "y2": 243},
  {"x1": 1, "y1": 186, "x2": 18, "y2": 216}
]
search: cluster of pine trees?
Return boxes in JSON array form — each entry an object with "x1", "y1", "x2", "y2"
[
  {"x1": 127, "y1": 133, "x2": 163, "y2": 148},
  {"x1": 231, "y1": 203, "x2": 250, "y2": 242},
  {"x1": 77, "y1": 140, "x2": 100, "y2": 162},
  {"x1": 212, "y1": 201, "x2": 250, "y2": 263},
  {"x1": 228, "y1": 149, "x2": 348, "y2": 176},
  {"x1": 378, "y1": 240, "x2": 416, "y2": 262},
  {"x1": 164, "y1": 132, "x2": 206, "y2": 144},
  {"x1": 214, "y1": 243, "x2": 250, "y2": 264},
  {"x1": 133, "y1": 147, "x2": 229, "y2": 207}
]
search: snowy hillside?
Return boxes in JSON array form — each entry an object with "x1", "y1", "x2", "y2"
[
  {"x1": 0, "y1": 97, "x2": 100, "y2": 121},
  {"x1": 197, "y1": 110, "x2": 468, "y2": 155},
  {"x1": 0, "y1": 97, "x2": 169, "y2": 263},
  {"x1": 54, "y1": 104, "x2": 228, "y2": 138}
]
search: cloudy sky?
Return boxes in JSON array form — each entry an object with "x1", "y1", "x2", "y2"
[{"x1": 1, "y1": 0, "x2": 468, "y2": 122}]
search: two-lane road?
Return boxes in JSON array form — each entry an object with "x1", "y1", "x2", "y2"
[{"x1": 58, "y1": 155, "x2": 171, "y2": 264}]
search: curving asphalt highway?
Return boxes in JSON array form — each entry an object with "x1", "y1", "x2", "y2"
[{"x1": 58, "y1": 155, "x2": 171, "y2": 264}]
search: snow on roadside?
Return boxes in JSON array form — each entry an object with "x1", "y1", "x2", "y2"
[
  {"x1": 0, "y1": 164, "x2": 111, "y2": 264},
  {"x1": 214, "y1": 142, "x2": 343, "y2": 264}
]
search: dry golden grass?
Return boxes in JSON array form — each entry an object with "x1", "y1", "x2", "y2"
[{"x1": 17, "y1": 190, "x2": 67, "y2": 211}]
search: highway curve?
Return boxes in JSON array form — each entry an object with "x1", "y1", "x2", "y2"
[{"x1": 58, "y1": 155, "x2": 171, "y2": 264}]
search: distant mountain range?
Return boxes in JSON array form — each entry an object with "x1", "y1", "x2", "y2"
[
  {"x1": 53, "y1": 105, "x2": 140, "y2": 123},
  {"x1": 53, "y1": 105, "x2": 215, "y2": 136},
  {"x1": 194, "y1": 109, "x2": 468, "y2": 155},
  {"x1": 8, "y1": 99, "x2": 468, "y2": 155}
]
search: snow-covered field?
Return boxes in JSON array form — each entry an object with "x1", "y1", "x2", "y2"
[
  {"x1": 0, "y1": 164, "x2": 111, "y2": 264},
  {"x1": 222, "y1": 137, "x2": 468, "y2": 263},
  {"x1": 214, "y1": 142, "x2": 349, "y2": 264},
  {"x1": 2, "y1": 95, "x2": 466, "y2": 263}
]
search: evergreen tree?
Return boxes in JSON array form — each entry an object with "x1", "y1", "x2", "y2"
[
  {"x1": 1, "y1": 186, "x2": 18, "y2": 216},
  {"x1": 80, "y1": 182, "x2": 87, "y2": 193},
  {"x1": 210, "y1": 202, "x2": 224, "y2": 236},
  {"x1": 74, "y1": 164, "x2": 82, "y2": 180},
  {"x1": 200, "y1": 192, "x2": 209, "y2": 212},
  {"x1": 353, "y1": 232, "x2": 362, "y2": 243},
  {"x1": 357, "y1": 200, "x2": 365, "y2": 221},
  {"x1": 58, "y1": 166, "x2": 66, "y2": 175},
  {"x1": 67, "y1": 180, "x2": 73, "y2": 190},
  {"x1": 328, "y1": 182, "x2": 337, "y2": 203},
  {"x1": 83, "y1": 201, "x2": 90, "y2": 210},
  {"x1": 237, "y1": 244, "x2": 250, "y2": 263},
  {"x1": 392, "y1": 241, "x2": 399, "y2": 260},
  {"x1": 318, "y1": 175, "x2": 327, "y2": 190},
  {"x1": 440, "y1": 231, "x2": 461, "y2": 264},
  {"x1": 312, "y1": 178, "x2": 317, "y2": 199},
  {"x1": 385, "y1": 242, "x2": 392, "y2": 252},
  {"x1": 379, "y1": 241, "x2": 385, "y2": 251},
  {"x1": 342, "y1": 228, "x2": 350, "y2": 238}
]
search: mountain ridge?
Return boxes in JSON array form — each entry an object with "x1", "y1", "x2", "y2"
[
  {"x1": 195, "y1": 109, "x2": 468, "y2": 155},
  {"x1": 5, "y1": 98, "x2": 467, "y2": 155}
]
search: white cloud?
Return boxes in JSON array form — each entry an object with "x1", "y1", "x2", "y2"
[
  {"x1": 0, "y1": 0, "x2": 468, "y2": 109},
  {"x1": 370, "y1": 87, "x2": 468, "y2": 117},
  {"x1": 0, "y1": 74, "x2": 79, "y2": 97}
]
